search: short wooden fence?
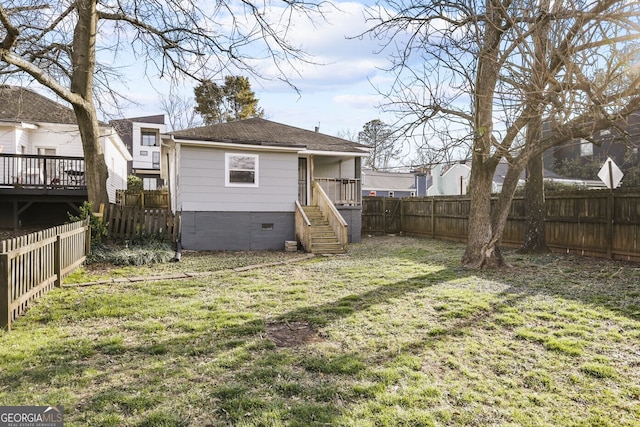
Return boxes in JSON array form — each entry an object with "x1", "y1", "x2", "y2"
[
  {"x1": 362, "y1": 189, "x2": 640, "y2": 262},
  {"x1": 102, "y1": 204, "x2": 180, "y2": 243},
  {"x1": 1, "y1": 220, "x2": 89, "y2": 330},
  {"x1": 115, "y1": 190, "x2": 168, "y2": 208}
]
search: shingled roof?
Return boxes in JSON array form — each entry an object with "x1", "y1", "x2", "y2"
[
  {"x1": 0, "y1": 85, "x2": 78, "y2": 125},
  {"x1": 170, "y1": 118, "x2": 368, "y2": 154}
]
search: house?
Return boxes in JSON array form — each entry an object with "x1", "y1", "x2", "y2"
[
  {"x1": 427, "y1": 162, "x2": 472, "y2": 196},
  {"x1": 543, "y1": 111, "x2": 640, "y2": 182},
  {"x1": 0, "y1": 85, "x2": 132, "y2": 228},
  {"x1": 492, "y1": 158, "x2": 606, "y2": 192},
  {"x1": 161, "y1": 118, "x2": 368, "y2": 253},
  {"x1": 111, "y1": 115, "x2": 167, "y2": 190},
  {"x1": 361, "y1": 169, "x2": 429, "y2": 198}
]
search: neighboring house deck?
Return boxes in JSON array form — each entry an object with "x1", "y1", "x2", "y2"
[
  {"x1": 0, "y1": 85, "x2": 131, "y2": 229},
  {"x1": 162, "y1": 118, "x2": 369, "y2": 253}
]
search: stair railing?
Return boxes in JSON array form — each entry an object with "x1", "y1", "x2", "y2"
[
  {"x1": 312, "y1": 182, "x2": 348, "y2": 250},
  {"x1": 294, "y1": 200, "x2": 312, "y2": 252}
]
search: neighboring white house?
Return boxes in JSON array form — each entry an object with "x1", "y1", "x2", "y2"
[
  {"x1": 428, "y1": 162, "x2": 472, "y2": 196},
  {"x1": 111, "y1": 115, "x2": 167, "y2": 190},
  {"x1": 361, "y1": 169, "x2": 429, "y2": 198},
  {"x1": 0, "y1": 85, "x2": 132, "y2": 202}
]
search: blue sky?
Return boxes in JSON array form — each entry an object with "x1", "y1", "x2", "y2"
[{"x1": 116, "y1": 0, "x2": 398, "y2": 139}]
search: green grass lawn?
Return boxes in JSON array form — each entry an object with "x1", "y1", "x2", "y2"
[{"x1": 1, "y1": 236, "x2": 639, "y2": 426}]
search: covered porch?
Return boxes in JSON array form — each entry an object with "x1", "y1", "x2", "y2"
[{"x1": 294, "y1": 155, "x2": 363, "y2": 254}]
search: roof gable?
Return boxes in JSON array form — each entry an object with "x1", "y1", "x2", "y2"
[
  {"x1": 170, "y1": 118, "x2": 367, "y2": 154},
  {"x1": 0, "y1": 85, "x2": 78, "y2": 125}
]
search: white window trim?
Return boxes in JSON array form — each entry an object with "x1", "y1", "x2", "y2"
[{"x1": 225, "y1": 152, "x2": 259, "y2": 187}]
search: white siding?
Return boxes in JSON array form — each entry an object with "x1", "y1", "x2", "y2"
[
  {"x1": 0, "y1": 126, "x2": 17, "y2": 153},
  {"x1": 178, "y1": 146, "x2": 298, "y2": 212},
  {"x1": 314, "y1": 156, "x2": 357, "y2": 178},
  {"x1": 132, "y1": 122, "x2": 165, "y2": 170},
  {"x1": 104, "y1": 135, "x2": 130, "y2": 203},
  {"x1": 30, "y1": 125, "x2": 84, "y2": 156}
]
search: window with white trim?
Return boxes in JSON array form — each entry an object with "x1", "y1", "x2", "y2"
[
  {"x1": 225, "y1": 153, "x2": 259, "y2": 187},
  {"x1": 141, "y1": 130, "x2": 159, "y2": 147}
]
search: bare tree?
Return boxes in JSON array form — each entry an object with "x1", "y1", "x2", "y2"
[
  {"x1": 0, "y1": 0, "x2": 325, "y2": 208},
  {"x1": 366, "y1": 0, "x2": 640, "y2": 268},
  {"x1": 358, "y1": 119, "x2": 402, "y2": 170},
  {"x1": 160, "y1": 87, "x2": 203, "y2": 132}
]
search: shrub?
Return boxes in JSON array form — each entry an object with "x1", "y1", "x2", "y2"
[
  {"x1": 89, "y1": 242, "x2": 175, "y2": 266},
  {"x1": 68, "y1": 201, "x2": 107, "y2": 246},
  {"x1": 127, "y1": 175, "x2": 143, "y2": 191}
]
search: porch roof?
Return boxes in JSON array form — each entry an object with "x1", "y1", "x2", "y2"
[{"x1": 170, "y1": 118, "x2": 369, "y2": 155}]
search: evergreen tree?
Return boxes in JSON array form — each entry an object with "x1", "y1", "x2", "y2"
[{"x1": 194, "y1": 76, "x2": 264, "y2": 125}]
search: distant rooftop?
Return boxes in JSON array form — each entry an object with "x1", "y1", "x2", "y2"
[{"x1": 0, "y1": 85, "x2": 78, "y2": 125}]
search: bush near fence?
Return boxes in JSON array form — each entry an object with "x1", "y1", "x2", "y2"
[
  {"x1": 362, "y1": 189, "x2": 640, "y2": 262},
  {"x1": 0, "y1": 220, "x2": 89, "y2": 330}
]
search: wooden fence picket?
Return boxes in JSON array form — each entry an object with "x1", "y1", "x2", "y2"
[{"x1": 0, "y1": 220, "x2": 89, "y2": 331}]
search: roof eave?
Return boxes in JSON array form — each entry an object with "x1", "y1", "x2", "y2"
[{"x1": 168, "y1": 137, "x2": 305, "y2": 153}]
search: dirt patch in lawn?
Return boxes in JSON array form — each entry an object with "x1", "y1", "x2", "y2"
[{"x1": 266, "y1": 321, "x2": 324, "y2": 347}]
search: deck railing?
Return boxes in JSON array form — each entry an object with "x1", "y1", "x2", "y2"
[
  {"x1": 0, "y1": 153, "x2": 86, "y2": 189},
  {"x1": 294, "y1": 200, "x2": 312, "y2": 252},
  {"x1": 315, "y1": 177, "x2": 361, "y2": 206}
]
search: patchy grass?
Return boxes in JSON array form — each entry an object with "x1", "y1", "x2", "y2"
[{"x1": 1, "y1": 236, "x2": 639, "y2": 426}]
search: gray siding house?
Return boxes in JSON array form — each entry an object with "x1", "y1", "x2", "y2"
[{"x1": 161, "y1": 118, "x2": 368, "y2": 253}]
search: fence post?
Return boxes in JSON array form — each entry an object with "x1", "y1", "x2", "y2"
[
  {"x1": 0, "y1": 252, "x2": 10, "y2": 331},
  {"x1": 54, "y1": 235, "x2": 62, "y2": 288},
  {"x1": 382, "y1": 199, "x2": 387, "y2": 234},
  {"x1": 606, "y1": 191, "x2": 614, "y2": 259},
  {"x1": 431, "y1": 198, "x2": 436, "y2": 239},
  {"x1": 84, "y1": 218, "x2": 92, "y2": 256}
]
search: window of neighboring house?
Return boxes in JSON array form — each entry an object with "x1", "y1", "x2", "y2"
[
  {"x1": 152, "y1": 152, "x2": 160, "y2": 169},
  {"x1": 141, "y1": 130, "x2": 159, "y2": 147},
  {"x1": 388, "y1": 191, "x2": 395, "y2": 198},
  {"x1": 580, "y1": 139, "x2": 593, "y2": 157},
  {"x1": 225, "y1": 153, "x2": 259, "y2": 187},
  {"x1": 140, "y1": 150, "x2": 148, "y2": 156},
  {"x1": 143, "y1": 177, "x2": 157, "y2": 190}
]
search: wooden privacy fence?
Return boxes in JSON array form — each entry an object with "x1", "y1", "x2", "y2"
[
  {"x1": 102, "y1": 204, "x2": 180, "y2": 243},
  {"x1": 115, "y1": 190, "x2": 169, "y2": 208},
  {"x1": 362, "y1": 189, "x2": 640, "y2": 262},
  {"x1": 1, "y1": 220, "x2": 89, "y2": 330}
]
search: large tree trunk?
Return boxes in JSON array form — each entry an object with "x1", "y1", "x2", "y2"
[
  {"x1": 462, "y1": 159, "x2": 506, "y2": 268},
  {"x1": 519, "y1": 151, "x2": 549, "y2": 253},
  {"x1": 461, "y1": 0, "x2": 505, "y2": 268},
  {"x1": 518, "y1": 0, "x2": 550, "y2": 254},
  {"x1": 70, "y1": 0, "x2": 109, "y2": 209},
  {"x1": 73, "y1": 105, "x2": 110, "y2": 208}
]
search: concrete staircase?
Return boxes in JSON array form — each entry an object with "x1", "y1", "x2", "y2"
[{"x1": 301, "y1": 205, "x2": 346, "y2": 254}]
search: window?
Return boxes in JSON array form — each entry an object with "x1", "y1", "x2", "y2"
[
  {"x1": 225, "y1": 153, "x2": 258, "y2": 187},
  {"x1": 579, "y1": 139, "x2": 593, "y2": 157},
  {"x1": 143, "y1": 177, "x2": 157, "y2": 190},
  {"x1": 141, "y1": 130, "x2": 159, "y2": 147},
  {"x1": 140, "y1": 150, "x2": 148, "y2": 156},
  {"x1": 152, "y1": 152, "x2": 160, "y2": 169}
]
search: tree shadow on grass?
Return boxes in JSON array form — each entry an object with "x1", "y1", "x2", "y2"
[
  {"x1": 0, "y1": 267, "x2": 469, "y2": 426},
  {"x1": 490, "y1": 251, "x2": 640, "y2": 322}
]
